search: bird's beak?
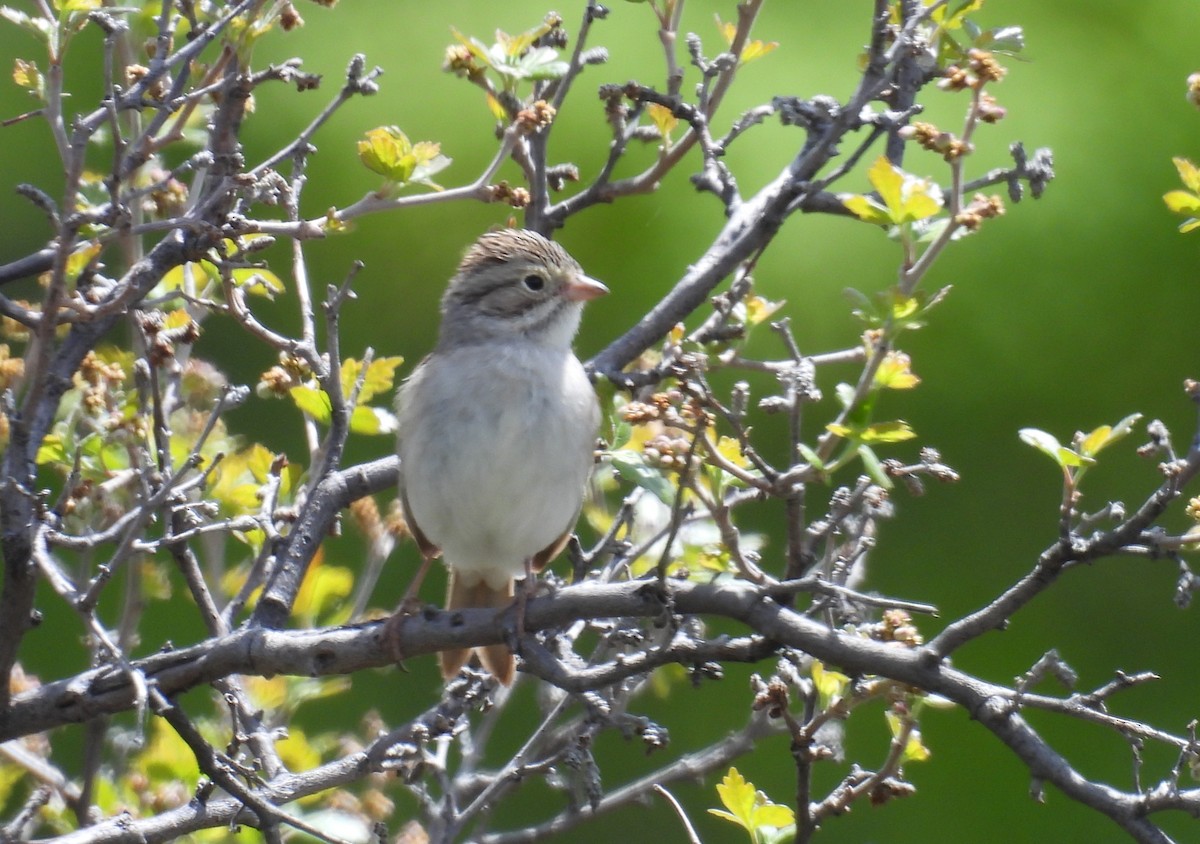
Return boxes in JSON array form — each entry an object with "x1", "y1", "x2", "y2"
[{"x1": 564, "y1": 274, "x2": 609, "y2": 302}]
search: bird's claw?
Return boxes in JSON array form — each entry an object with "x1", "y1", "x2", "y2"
[{"x1": 383, "y1": 598, "x2": 427, "y2": 664}]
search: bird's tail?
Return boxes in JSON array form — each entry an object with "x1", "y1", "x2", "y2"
[{"x1": 440, "y1": 571, "x2": 515, "y2": 685}]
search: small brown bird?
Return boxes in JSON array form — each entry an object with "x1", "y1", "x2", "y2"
[{"x1": 394, "y1": 229, "x2": 607, "y2": 684}]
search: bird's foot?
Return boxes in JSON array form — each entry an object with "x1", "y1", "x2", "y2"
[
  {"x1": 503, "y1": 568, "x2": 537, "y2": 656},
  {"x1": 382, "y1": 597, "x2": 426, "y2": 664}
]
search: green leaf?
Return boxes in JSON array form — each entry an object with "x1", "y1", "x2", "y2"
[
  {"x1": 0, "y1": 7, "x2": 53, "y2": 39},
  {"x1": 857, "y1": 444, "x2": 894, "y2": 488},
  {"x1": 611, "y1": 453, "x2": 676, "y2": 505},
  {"x1": 796, "y1": 442, "x2": 826, "y2": 473},
  {"x1": 978, "y1": 25, "x2": 1025, "y2": 54},
  {"x1": 515, "y1": 46, "x2": 569, "y2": 81}
]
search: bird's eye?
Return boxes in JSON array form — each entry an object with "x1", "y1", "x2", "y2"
[{"x1": 522, "y1": 274, "x2": 545, "y2": 292}]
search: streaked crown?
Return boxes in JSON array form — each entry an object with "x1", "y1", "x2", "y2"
[{"x1": 437, "y1": 229, "x2": 606, "y2": 350}]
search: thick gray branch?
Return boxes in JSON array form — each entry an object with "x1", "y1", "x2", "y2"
[
  {"x1": 5, "y1": 581, "x2": 1195, "y2": 843},
  {"x1": 251, "y1": 456, "x2": 399, "y2": 629}
]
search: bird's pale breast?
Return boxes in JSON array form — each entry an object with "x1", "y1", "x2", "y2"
[{"x1": 397, "y1": 341, "x2": 598, "y2": 587}]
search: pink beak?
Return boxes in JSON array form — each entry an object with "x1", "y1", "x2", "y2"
[{"x1": 564, "y1": 275, "x2": 609, "y2": 302}]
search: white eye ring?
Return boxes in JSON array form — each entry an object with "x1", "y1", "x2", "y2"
[{"x1": 522, "y1": 274, "x2": 545, "y2": 291}]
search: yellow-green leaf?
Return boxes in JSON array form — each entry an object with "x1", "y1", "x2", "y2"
[
  {"x1": 324, "y1": 207, "x2": 348, "y2": 233},
  {"x1": 930, "y1": 0, "x2": 984, "y2": 29},
  {"x1": 349, "y1": 405, "x2": 398, "y2": 435},
  {"x1": 485, "y1": 91, "x2": 508, "y2": 120},
  {"x1": 739, "y1": 39, "x2": 779, "y2": 63},
  {"x1": 1078, "y1": 412, "x2": 1141, "y2": 458},
  {"x1": 65, "y1": 241, "x2": 102, "y2": 283},
  {"x1": 646, "y1": 102, "x2": 678, "y2": 143},
  {"x1": 496, "y1": 26, "x2": 538, "y2": 59},
  {"x1": 155, "y1": 260, "x2": 219, "y2": 296},
  {"x1": 231, "y1": 267, "x2": 284, "y2": 297},
  {"x1": 1163, "y1": 190, "x2": 1200, "y2": 215},
  {"x1": 851, "y1": 156, "x2": 943, "y2": 226},
  {"x1": 859, "y1": 420, "x2": 917, "y2": 444},
  {"x1": 754, "y1": 803, "x2": 795, "y2": 828},
  {"x1": 885, "y1": 711, "x2": 932, "y2": 763},
  {"x1": 813, "y1": 660, "x2": 850, "y2": 709},
  {"x1": 714, "y1": 435, "x2": 749, "y2": 469},
  {"x1": 290, "y1": 385, "x2": 332, "y2": 423},
  {"x1": 208, "y1": 444, "x2": 277, "y2": 513},
  {"x1": 136, "y1": 719, "x2": 199, "y2": 786},
  {"x1": 710, "y1": 767, "x2": 757, "y2": 831},
  {"x1": 12, "y1": 58, "x2": 41, "y2": 92},
  {"x1": 163, "y1": 309, "x2": 193, "y2": 330},
  {"x1": 36, "y1": 433, "x2": 67, "y2": 466},
  {"x1": 843, "y1": 193, "x2": 894, "y2": 226},
  {"x1": 244, "y1": 676, "x2": 289, "y2": 711},
  {"x1": 868, "y1": 155, "x2": 904, "y2": 216},
  {"x1": 1019, "y1": 427, "x2": 1085, "y2": 468},
  {"x1": 715, "y1": 14, "x2": 779, "y2": 64},
  {"x1": 715, "y1": 15, "x2": 737, "y2": 46},
  {"x1": 1174, "y1": 156, "x2": 1200, "y2": 192},
  {"x1": 277, "y1": 726, "x2": 322, "y2": 773},
  {"x1": 903, "y1": 729, "x2": 931, "y2": 762},
  {"x1": 1079, "y1": 425, "x2": 1112, "y2": 458},
  {"x1": 357, "y1": 126, "x2": 416, "y2": 182},
  {"x1": 449, "y1": 27, "x2": 493, "y2": 66},
  {"x1": 243, "y1": 442, "x2": 275, "y2": 483},
  {"x1": 874, "y1": 351, "x2": 920, "y2": 389},
  {"x1": 340, "y1": 356, "x2": 403, "y2": 404},
  {"x1": 744, "y1": 294, "x2": 784, "y2": 325},
  {"x1": 708, "y1": 767, "x2": 795, "y2": 834},
  {"x1": 294, "y1": 553, "x2": 353, "y2": 624},
  {"x1": 891, "y1": 295, "x2": 921, "y2": 320}
]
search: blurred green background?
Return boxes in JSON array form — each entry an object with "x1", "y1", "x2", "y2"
[{"x1": 4, "y1": 1, "x2": 1200, "y2": 841}]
